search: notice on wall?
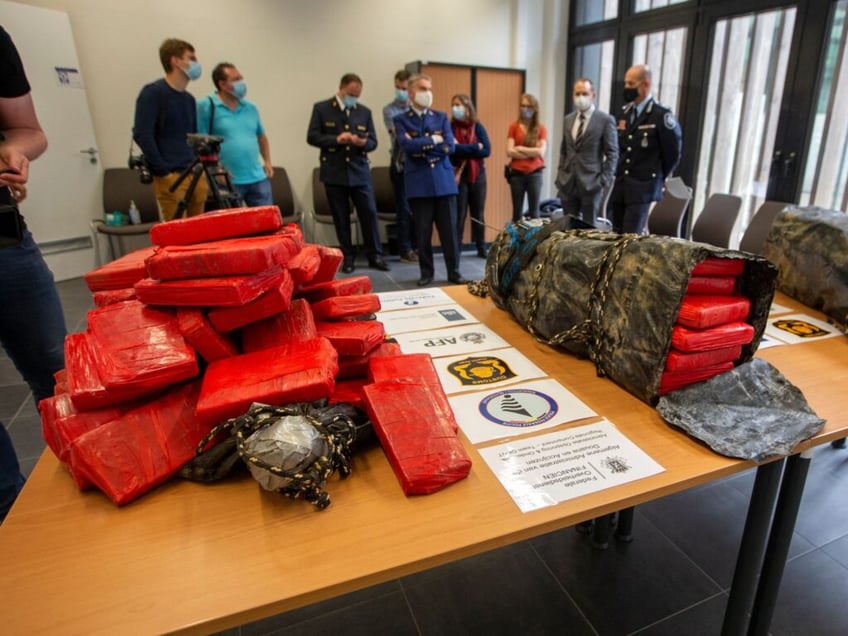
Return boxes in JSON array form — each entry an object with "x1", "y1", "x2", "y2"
[
  {"x1": 448, "y1": 377, "x2": 596, "y2": 444},
  {"x1": 377, "y1": 287, "x2": 453, "y2": 312},
  {"x1": 433, "y1": 347, "x2": 548, "y2": 395},
  {"x1": 55, "y1": 67, "x2": 83, "y2": 88},
  {"x1": 377, "y1": 304, "x2": 478, "y2": 335},
  {"x1": 763, "y1": 313, "x2": 844, "y2": 345},
  {"x1": 478, "y1": 420, "x2": 665, "y2": 513}
]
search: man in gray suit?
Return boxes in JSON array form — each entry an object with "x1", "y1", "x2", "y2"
[{"x1": 555, "y1": 78, "x2": 618, "y2": 225}]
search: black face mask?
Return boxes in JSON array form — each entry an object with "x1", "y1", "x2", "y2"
[{"x1": 623, "y1": 87, "x2": 639, "y2": 103}]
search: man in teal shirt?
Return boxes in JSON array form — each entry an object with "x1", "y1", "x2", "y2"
[{"x1": 197, "y1": 63, "x2": 274, "y2": 207}]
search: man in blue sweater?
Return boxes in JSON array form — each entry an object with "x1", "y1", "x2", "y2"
[{"x1": 133, "y1": 38, "x2": 208, "y2": 220}]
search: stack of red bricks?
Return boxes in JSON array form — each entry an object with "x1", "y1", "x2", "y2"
[{"x1": 659, "y1": 257, "x2": 756, "y2": 395}]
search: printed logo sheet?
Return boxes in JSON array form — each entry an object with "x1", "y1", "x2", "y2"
[
  {"x1": 478, "y1": 419, "x2": 665, "y2": 513},
  {"x1": 448, "y1": 377, "x2": 596, "y2": 444},
  {"x1": 433, "y1": 347, "x2": 547, "y2": 395},
  {"x1": 763, "y1": 313, "x2": 844, "y2": 345},
  {"x1": 392, "y1": 323, "x2": 511, "y2": 357},
  {"x1": 378, "y1": 304, "x2": 478, "y2": 335},
  {"x1": 377, "y1": 287, "x2": 454, "y2": 312}
]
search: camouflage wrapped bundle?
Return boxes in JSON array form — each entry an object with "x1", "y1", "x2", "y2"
[
  {"x1": 764, "y1": 206, "x2": 848, "y2": 330},
  {"x1": 485, "y1": 220, "x2": 778, "y2": 404}
]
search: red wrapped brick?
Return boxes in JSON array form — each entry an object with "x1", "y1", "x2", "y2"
[
  {"x1": 670, "y1": 321, "x2": 755, "y2": 353},
  {"x1": 664, "y1": 345, "x2": 742, "y2": 372},
  {"x1": 686, "y1": 275, "x2": 737, "y2": 295},
  {"x1": 296, "y1": 275, "x2": 372, "y2": 303},
  {"x1": 53, "y1": 369, "x2": 68, "y2": 395},
  {"x1": 329, "y1": 378, "x2": 368, "y2": 408},
  {"x1": 287, "y1": 243, "x2": 321, "y2": 285},
  {"x1": 312, "y1": 245, "x2": 344, "y2": 284},
  {"x1": 240, "y1": 298, "x2": 316, "y2": 353},
  {"x1": 83, "y1": 247, "x2": 156, "y2": 292},
  {"x1": 207, "y1": 270, "x2": 294, "y2": 332},
  {"x1": 150, "y1": 206, "x2": 282, "y2": 246},
  {"x1": 195, "y1": 338, "x2": 338, "y2": 426},
  {"x1": 67, "y1": 380, "x2": 207, "y2": 505},
  {"x1": 145, "y1": 234, "x2": 299, "y2": 280},
  {"x1": 676, "y1": 295, "x2": 751, "y2": 329},
  {"x1": 93, "y1": 288, "x2": 137, "y2": 307},
  {"x1": 337, "y1": 342, "x2": 402, "y2": 380},
  {"x1": 311, "y1": 294, "x2": 381, "y2": 320},
  {"x1": 316, "y1": 319, "x2": 385, "y2": 356},
  {"x1": 87, "y1": 301, "x2": 199, "y2": 393},
  {"x1": 659, "y1": 362, "x2": 735, "y2": 395},
  {"x1": 134, "y1": 266, "x2": 284, "y2": 307},
  {"x1": 362, "y1": 380, "x2": 471, "y2": 495},
  {"x1": 691, "y1": 257, "x2": 745, "y2": 276},
  {"x1": 276, "y1": 223, "x2": 304, "y2": 251},
  {"x1": 176, "y1": 308, "x2": 239, "y2": 362}
]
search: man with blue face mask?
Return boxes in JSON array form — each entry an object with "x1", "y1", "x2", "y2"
[
  {"x1": 307, "y1": 73, "x2": 389, "y2": 273},
  {"x1": 133, "y1": 38, "x2": 208, "y2": 220},
  {"x1": 197, "y1": 63, "x2": 274, "y2": 207}
]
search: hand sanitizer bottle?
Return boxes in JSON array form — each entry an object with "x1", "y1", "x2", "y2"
[{"x1": 128, "y1": 200, "x2": 141, "y2": 225}]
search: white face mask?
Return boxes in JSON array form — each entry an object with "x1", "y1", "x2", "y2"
[
  {"x1": 574, "y1": 95, "x2": 592, "y2": 112},
  {"x1": 414, "y1": 90, "x2": 433, "y2": 109}
]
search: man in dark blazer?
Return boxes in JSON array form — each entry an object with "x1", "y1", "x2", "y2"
[
  {"x1": 307, "y1": 73, "x2": 389, "y2": 273},
  {"x1": 608, "y1": 64, "x2": 683, "y2": 234},
  {"x1": 555, "y1": 78, "x2": 619, "y2": 225},
  {"x1": 393, "y1": 74, "x2": 466, "y2": 287}
]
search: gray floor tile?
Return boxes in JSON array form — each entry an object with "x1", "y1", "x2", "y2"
[
  {"x1": 630, "y1": 593, "x2": 727, "y2": 636},
  {"x1": 0, "y1": 383, "x2": 30, "y2": 420},
  {"x1": 7, "y1": 414, "x2": 46, "y2": 463},
  {"x1": 822, "y1": 533, "x2": 848, "y2": 569}
]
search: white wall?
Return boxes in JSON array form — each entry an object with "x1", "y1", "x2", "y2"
[{"x1": 7, "y1": 0, "x2": 569, "y2": 211}]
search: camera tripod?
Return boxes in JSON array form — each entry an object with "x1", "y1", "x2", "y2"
[{"x1": 170, "y1": 152, "x2": 243, "y2": 219}]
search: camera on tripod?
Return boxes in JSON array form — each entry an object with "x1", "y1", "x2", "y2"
[
  {"x1": 187, "y1": 133, "x2": 223, "y2": 158},
  {"x1": 127, "y1": 152, "x2": 152, "y2": 184}
]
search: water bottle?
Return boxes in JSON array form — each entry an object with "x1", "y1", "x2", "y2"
[{"x1": 128, "y1": 200, "x2": 141, "y2": 225}]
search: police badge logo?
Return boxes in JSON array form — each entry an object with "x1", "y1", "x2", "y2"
[
  {"x1": 664, "y1": 112, "x2": 677, "y2": 129},
  {"x1": 447, "y1": 356, "x2": 517, "y2": 387},
  {"x1": 772, "y1": 319, "x2": 830, "y2": 338}
]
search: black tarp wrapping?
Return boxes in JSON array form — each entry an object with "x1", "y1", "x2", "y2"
[
  {"x1": 484, "y1": 220, "x2": 778, "y2": 405},
  {"x1": 764, "y1": 206, "x2": 848, "y2": 330},
  {"x1": 656, "y1": 358, "x2": 825, "y2": 461}
]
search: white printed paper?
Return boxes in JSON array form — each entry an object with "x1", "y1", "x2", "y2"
[
  {"x1": 378, "y1": 304, "x2": 478, "y2": 335},
  {"x1": 756, "y1": 333, "x2": 788, "y2": 349},
  {"x1": 448, "y1": 377, "x2": 596, "y2": 444},
  {"x1": 433, "y1": 347, "x2": 547, "y2": 395},
  {"x1": 393, "y1": 323, "x2": 510, "y2": 357},
  {"x1": 377, "y1": 287, "x2": 454, "y2": 312},
  {"x1": 763, "y1": 313, "x2": 844, "y2": 345},
  {"x1": 479, "y1": 420, "x2": 665, "y2": 513},
  {"x1": 769, "y1": 302, "x2": 793, "y2": 316}
]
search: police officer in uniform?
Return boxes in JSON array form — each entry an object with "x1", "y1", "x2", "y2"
[
  {"x1": 608, "y1": 64, "x2": 682, "y2": 234},
  {"x1": 307, "y1": 73, "x2": 389, "y2": 273},
  {"x1": 393, "y1": 74, "x2": 466, "y2": 287}
]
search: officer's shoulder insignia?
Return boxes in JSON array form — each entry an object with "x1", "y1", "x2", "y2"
[{"x1": 664, "y1": 111, "x2": 677, "y2": 129}]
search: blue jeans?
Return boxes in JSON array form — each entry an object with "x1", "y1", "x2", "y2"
[
  {"x1": 0, "y1": 230, "x2": 66, "y2": 522},
  {"x1": 234, "y1": 179, "x2": 273, "y2": 207}
]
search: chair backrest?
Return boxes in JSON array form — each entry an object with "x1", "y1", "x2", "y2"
[
  {"x1": 691, "y1": 193, "x2": 743, "y2": 248},
  {"x1": 270, "y1": 166, "x2": 298, "y2": 222},
  {"x1": 311, "y1": 167, "x2": 333, "y2": 219},
  {"x1": 371, "y1": 166, "x2": 395, "y2": 219},
  {"x1": 647, "y1": 180, "x2": 692, "y2": 238},
  {"x1": 102, "y1": 167, "x2": 159, "y2": 223},
  {"x1": 738, "y1": 200, "x2": 791, "y2": 255}
]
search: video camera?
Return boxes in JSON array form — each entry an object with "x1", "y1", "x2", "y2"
[
  {"x1": 128, "y1": 152, "x2": 152, "y2": 184},
  {"x1": 187, "y1": 133, "x2": 224, "y2": 158}
]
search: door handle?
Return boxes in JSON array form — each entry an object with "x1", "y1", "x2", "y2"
[
  {"x1": 80, "y1": 147, "x2": 98, "y2": 164},
  {"x1": 772, "y1": 150, "x2": 795, "y2": 177}
]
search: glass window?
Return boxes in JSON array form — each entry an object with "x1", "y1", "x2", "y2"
[
  {"x1": 632, "y1": 27, "x2": 687, "y2": 114},
  {"x1": 800, "y1": 1, "x2": 848, "y2": 209},
  {"x1": 574, "y1": 0, "x2": 617, "y2": 27},
  {"x1": 572, "y1": 40, "x2": 616, "y2": 113},
  {"x1": 634, "y1": 0, "x2": 687, "y2": 12}
]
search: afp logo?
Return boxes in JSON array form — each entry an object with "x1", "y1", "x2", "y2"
[
  {"x1": 479, "y1": 388, "x2": 558, "y2": 428},
  {"x1": 447, "y1": 356, "x2": 517, "y2": 386}
]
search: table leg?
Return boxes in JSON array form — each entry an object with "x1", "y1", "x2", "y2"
[
  {"x1": 747, "y1": 450, "x2": 813, "y2": 636},
  {"x1": 721, "y1": 458, "x2": 785, "y2": 636}
]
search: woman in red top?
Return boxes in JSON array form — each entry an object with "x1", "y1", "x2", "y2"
[{"x1": 506, "y1": 93, "x2": 547, "y2": 222}]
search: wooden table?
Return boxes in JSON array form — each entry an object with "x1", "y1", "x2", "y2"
[{"x1": 0, "y1": 289, "x2": 845, "y2": 635}]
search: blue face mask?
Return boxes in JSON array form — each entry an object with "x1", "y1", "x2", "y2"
[
  {"x1": 395, "y1": 89, "x2": 408, "y2": 103},
  {"x1": 521, "y1": 107, "x2": 534, "y2": 120},
  {"x1": 231, "y1": 80, "x2": 247, "y2": 100},
  {"x1": 452, "y1": 105, "x2": 466, "y2": 120},
  {"x1": 342, "y1": 94, "x2": 358, "y2": 109},
  {"x1": 183, "y1": 60, "x2": 202, "y2": 81}
]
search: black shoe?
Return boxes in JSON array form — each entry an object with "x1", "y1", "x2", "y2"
[
  {"x1": 341, "y1": 257, "x2": 355, "y2": 274},
  {"x1": 448, "y1": 275, "x2": 468, "y2": 285},
  {"x1": 369, "y1": 257, "x2": 390, "y2": 272},
  {"x1": 417, "y1": 276, "x2": 433, "y2": 287},
  {"x1": 476, "y1": 246, "x2": 487, "y2": 258}
]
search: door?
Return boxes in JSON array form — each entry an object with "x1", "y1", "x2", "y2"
[{"x1": 1, "y1": 0, "x2": 101, "y2": 280}]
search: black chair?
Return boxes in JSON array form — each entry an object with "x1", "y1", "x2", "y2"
[
  {"x1": 647, "y1": 177, "x2": 692, "y2": 238},
  {"x1": 308, "y1": 167, "x2": 358, "y2": 247},
  {"x1": 371, "y1": 166, "x2": 396, "y2": 245},
  {"x1": 269, "y1": 166, "x2": 301, "y2": 225},
  {"x1": 691, "y1": 193, "x2": 742, "y2": 248},
  {"x1": 90, "y1": 167, "x2": 160, "y2": 265},
  {"x1": 739, "y1": 200, "x2": 791, "y2": 255}
]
